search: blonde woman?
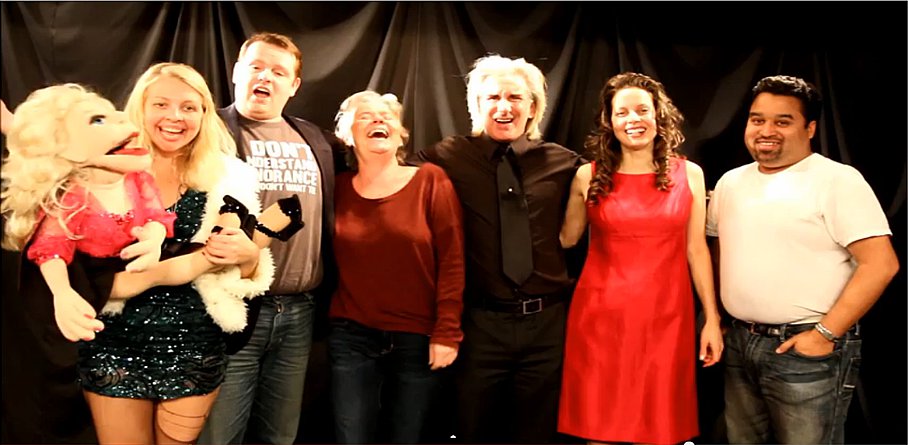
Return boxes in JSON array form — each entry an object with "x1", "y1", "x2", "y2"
[{"x1": 75, "y1": 63, "x2": 277, "y2": 445}]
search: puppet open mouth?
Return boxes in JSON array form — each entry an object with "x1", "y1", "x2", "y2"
[{"x1": 106, "y1": 132, "x2": 147, "y2": 156}]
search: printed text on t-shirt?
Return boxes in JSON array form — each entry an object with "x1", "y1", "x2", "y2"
[{"x1": 246, "y1": 140, "x2": 320, "y2": 194}]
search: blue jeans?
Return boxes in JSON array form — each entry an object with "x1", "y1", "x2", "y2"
[
  {"x1": 200, "y1": 294, "x2": 315, "y2": 444},
  {"x1": 724, "y1": 322, "x2": 862, "y2": 444},
  {"x1": 328, "y1": 319, "x2": 439, "y2": 444}
]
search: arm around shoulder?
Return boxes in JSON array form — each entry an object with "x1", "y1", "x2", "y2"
[
  {"x1": 409, "y1": 144, "x2": 435, "y2": 166},
  {"x1": 411, "y1": 135, "x2": 465, "y2": 166}
]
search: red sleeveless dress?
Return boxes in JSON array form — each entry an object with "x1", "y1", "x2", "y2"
[{"x1": 558, "y1": 158, "x2": 698, "y2": 443}]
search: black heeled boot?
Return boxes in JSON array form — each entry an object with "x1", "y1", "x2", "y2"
[
  {"x1": 212, "y1": 195, "x2": 255, "y2": 238},
  {"x1": 256, "y1": 195, "x2": 305, "y2": 242}
]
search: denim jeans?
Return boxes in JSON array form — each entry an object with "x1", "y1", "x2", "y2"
[
  {"x1": 328, "y1": 319, "x2": 439, "y2": 444},
  {"x1": 199, "y1": 294, "x2": 316, "y2": 444},
  {"x1": 724, "y1": 322, "x2": 862, "y2": 444}
]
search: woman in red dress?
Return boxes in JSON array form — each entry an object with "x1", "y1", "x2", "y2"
[{"x1": 558, "y1": 73, "x2": 723, "y2": 444}]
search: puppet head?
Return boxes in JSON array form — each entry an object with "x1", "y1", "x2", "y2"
[{"x1": 1, "y1": 84, "x2": 148, "y2": 251}]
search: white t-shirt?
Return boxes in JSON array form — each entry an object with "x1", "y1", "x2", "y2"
[{"x1": 706, "y1": 153, "x2": 891, "y2": 324}]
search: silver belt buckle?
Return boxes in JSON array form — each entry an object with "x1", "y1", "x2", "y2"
[{"x1": 522, "y1": 298, "x2": 543, "y2": 315}]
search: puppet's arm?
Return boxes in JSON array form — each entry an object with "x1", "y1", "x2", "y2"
[
  {"x1": 39, "y1": 258, "x2": 105, "y2": 342},
  {"x1": 28, "y1": 205, "x2": 105, "y2": 342}
]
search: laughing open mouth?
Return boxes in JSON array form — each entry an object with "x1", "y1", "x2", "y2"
[{"x1": 367, "y1": 128, "x2": 389, "y2": 139}]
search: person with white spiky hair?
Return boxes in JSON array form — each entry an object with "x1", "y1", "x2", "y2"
[{"x1": 414, "y1": 54, "x2": 586, "y2": 444}]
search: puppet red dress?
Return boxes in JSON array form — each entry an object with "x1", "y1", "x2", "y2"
[{"x1": 27, "y1": 171, "x2": 175, "y2": 271}]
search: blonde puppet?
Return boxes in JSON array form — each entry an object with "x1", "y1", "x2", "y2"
[{"x1": 2, "y1": 84, "x2": 302, "y2": 342}]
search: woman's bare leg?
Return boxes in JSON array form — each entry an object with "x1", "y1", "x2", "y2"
[
  {"x1": 84, "y1": 390, "x2": 155, "y2": 445},
  {"x1": 154, "y1": 388, "x2": 221, "y2": 444}
]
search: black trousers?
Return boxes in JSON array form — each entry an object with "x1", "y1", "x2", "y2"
[{"x1": 455, "y1": 302, "x2": 566, "y2": 444}]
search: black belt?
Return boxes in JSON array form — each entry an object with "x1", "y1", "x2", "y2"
[
  {"x1": 731, "y1": 318, "x2": 860, "y2": 339},
  {"x1": 473, "y1": 294, "x2": 564, "y2": 315}
]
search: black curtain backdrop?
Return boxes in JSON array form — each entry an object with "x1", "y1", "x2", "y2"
[{"x1": 1, "y1": 2, "x2": 905, "y2": 444}]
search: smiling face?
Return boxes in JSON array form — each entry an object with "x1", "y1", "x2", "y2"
[
  {"x1": 62, "y1": 95, "x2": 148, "y2": 173},
  {"x1": 233, "y1": 41, "x2": 301, "y2": 122},
  {"x1": 745, "y1": 92, "x2": 815, "y2": 173},
  {"x1": 611, "y1": 87, "x2": 658, "y2": 152},
  {"x1": 142, "y1": 76, "x2": 203, "y2": 157},
  {"x1": 350, "y1": 97, "x2": 404, "y2": 161},
  {"x1": 476, "y1": 74, "x2": 536, "y2": 143}
]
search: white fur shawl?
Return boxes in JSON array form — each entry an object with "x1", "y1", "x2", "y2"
[{"x1": 101, "y1": 156, "x2": 274, "y2": 333}]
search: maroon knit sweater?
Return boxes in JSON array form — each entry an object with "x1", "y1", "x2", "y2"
[{"x1": 330, "y1": 163, "x2": 465, "y2": 348}]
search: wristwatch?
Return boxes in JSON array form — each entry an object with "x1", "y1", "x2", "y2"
[{"x1": 814, "y1": 322, "x2": 839, "y2": 342}]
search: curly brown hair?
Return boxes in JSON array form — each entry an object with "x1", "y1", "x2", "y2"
[{"x1": 585, "y1": 72, "x2": 685, "y2": 204}]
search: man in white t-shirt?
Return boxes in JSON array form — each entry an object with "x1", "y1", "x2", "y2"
[{"x1": 706, "y1": 75, "x2": 899, "y2": 444}]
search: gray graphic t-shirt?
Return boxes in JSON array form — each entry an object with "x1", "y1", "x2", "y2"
[{"x1": 239, "y1": 116, "x2": 323, "y2": 294}]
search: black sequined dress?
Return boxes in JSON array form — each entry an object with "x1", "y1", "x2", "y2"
[{"x1": 78, "y1": 189, "x2": 227, "y2": 399}]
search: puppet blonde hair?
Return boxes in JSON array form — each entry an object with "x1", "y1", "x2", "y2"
[
  {"x1": 125, "y1": 62, "x2": 236, "y2": 192},
  {"x1": 1, "y1": 84, "x2": 101, "y2": 251}
]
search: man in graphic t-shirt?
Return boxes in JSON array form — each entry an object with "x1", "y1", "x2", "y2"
[{"x1": 200, "y1": 32, "x2": 340, "y2": 445}]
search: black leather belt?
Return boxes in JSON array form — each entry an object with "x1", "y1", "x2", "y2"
[
  {"x1": 474, "y1": 294, "x2": 563, "y2": 315},
  {"x1": 731, "y1": 319, "x2": 860, "y2": 339}
]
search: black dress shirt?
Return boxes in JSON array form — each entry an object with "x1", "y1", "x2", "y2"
[{"x1": 417, "y1": 134, "x2": 584, "y2": 300}]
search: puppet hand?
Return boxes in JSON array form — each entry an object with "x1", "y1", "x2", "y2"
[
  {"x1": 122, "y1": 225, "x2": 164, "y2": 272},
  {"x1": 53, "y1": 288, "x2": 105, "y2": 342},
  {"x1": 123, "y1": 246, "x2": 161, "y2": 272}
]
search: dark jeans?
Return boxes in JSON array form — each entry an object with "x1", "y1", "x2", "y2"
[
  {"x1": 455, "y1": 302, "x2": 566, "y2": 444},
  {"x1": 328, "y1": 319, "x2": 438, "y2": 444},
  {"x1": 724, "y1": 322, "x2": 862, "y2": 444}
]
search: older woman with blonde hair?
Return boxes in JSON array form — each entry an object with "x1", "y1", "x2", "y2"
[{"x1": 329, "y1": 90, "x2": 465, "y2": 443}]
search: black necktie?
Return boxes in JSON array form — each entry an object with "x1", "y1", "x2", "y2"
[{"x1": 497, "y1": 146, "x2": 534, "y2": 285}]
